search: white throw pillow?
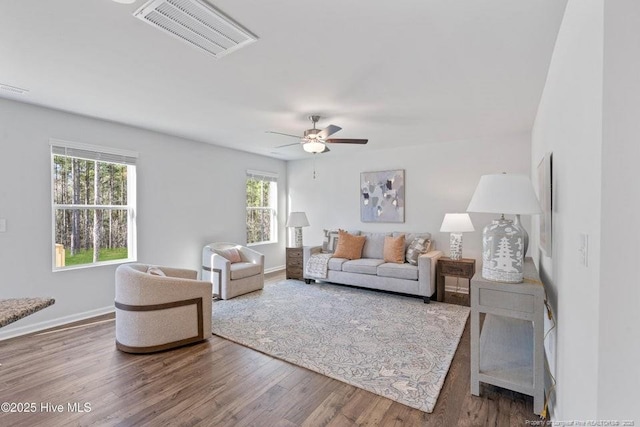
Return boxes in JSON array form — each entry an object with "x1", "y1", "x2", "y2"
[
  {"x1": 322, "y1": 229, "x2": 340, "y2": 253},
  {"x1": 147, "y1": 266, "x2": 166, "y2": 276}
]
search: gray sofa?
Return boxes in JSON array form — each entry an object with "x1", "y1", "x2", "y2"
[{"x1": 303, "y1": 231, "x2": 442, "y2": 303}]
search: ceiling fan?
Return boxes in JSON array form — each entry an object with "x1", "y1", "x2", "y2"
[{"x1": 267, "y1": 115, "x2": 368, "y2": 154}]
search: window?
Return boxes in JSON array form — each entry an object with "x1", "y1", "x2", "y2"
[
  {"x1": 51, "y1": 140, "x2": 137, "y2": 270},
  {"x1": 246, "y1": 170, "x2": 278, "y2": 245}
]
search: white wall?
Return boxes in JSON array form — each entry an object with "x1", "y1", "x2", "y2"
[
  {"x1": 287, "y1": 134, "x2": 532, "y2": 270},
  {"x1": 533, "y1": 0, "x2": 640, "y2": 420},
  {"x1": 0, "y1": 99, "x2": 287, "y2": 339},
  {"x1": 531, "y1": 0, "x2": 603, "y2": 419},
  {"x1": 599, "y1": 0, "x2": 640, "y2": 419}
]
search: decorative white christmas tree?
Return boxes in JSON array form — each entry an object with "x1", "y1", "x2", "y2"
[{"x1": 493, "y1": 236, "x2": 518, "y2": 272}]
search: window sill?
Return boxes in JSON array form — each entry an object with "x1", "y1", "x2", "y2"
[
  {"x1": 52, "y1": 257, "x2": 136, "y2": 273},
  {"x1": 247, "y1": 241, "x2": 278, "y2": 247}
]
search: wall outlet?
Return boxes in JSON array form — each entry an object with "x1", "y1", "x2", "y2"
[
  {"x1": 0, "y1": 218, "x2": 6, "y2": 233},
  {"x1": 578, "y1": 233, "x2": 588, "y2": 266}
]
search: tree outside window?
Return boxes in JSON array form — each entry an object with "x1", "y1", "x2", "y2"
[
  {"x1": 246, "y1": 171, "x2": 277, "y2": 245},
  {"x1": 51, "y1": 142, "x2": 137, "y2": 269}
]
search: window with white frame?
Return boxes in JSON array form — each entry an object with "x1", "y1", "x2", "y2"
[
  {"x1": 51, "y1": 140, "x2": 137, "y2": 270},
  {"x1": 246, "y1": 170, "x2": 278, "y2": 245}
]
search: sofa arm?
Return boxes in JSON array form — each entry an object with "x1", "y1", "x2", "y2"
[
  {"x1": 159, "y1": 266, "x2": 198, "y2": 280},
  {"x1": 303, "y1": 246, "x2": 323, "y2": 278},
  {"x1": 418, "y1": 250, "x2": 443, "y2": 298},
  {"x1": 201, "y1": 252, "x2": 231, "y2": 296},
  {"x1": 116, "y1": 271, "x2": 212, "y2": 306},
  {"x1": 239, "y1": 246, "x2": 264, "y2": 266}
]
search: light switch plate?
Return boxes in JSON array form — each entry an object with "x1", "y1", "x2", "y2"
[{"x1": 0, "y1": 218, "x2": 6, "y2": 232}]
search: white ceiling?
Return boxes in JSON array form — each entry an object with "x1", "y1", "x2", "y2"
[{"x1": 0, "y1": 0, "x2": 567, "y2": 160}]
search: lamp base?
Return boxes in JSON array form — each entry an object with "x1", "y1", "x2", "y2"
[
  {"x1": 513, "y1": 214, "x2": 529, "y2": 256},
  {"x1": 481, "y1": 218, "x2": 525, "y2": 283},
  {"x1": 292, "y1": 227, "x2": 303, "y2": 248},
  {"x1": 449, "y1": 233, "x2": 463, "y2": 260}
]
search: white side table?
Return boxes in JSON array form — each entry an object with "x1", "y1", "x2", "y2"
[{"x1": 470, "y1": 257, "x2": 546, "y2": 415}]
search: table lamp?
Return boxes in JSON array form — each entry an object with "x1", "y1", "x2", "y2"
[
  {"x1": 286, "y1": 212, "x2": 310, "y2": 247},
  {"x1": 439, "y1": 213, "x2": 475, "y2": 260},
  {"x1": 466, "y1": 173, "x2": 542, "y2": 283}
]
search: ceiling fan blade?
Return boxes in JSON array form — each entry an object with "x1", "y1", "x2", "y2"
[
  {"x1": 266, "y1": 131, "x2": 303, "y2": 139},
  {"x1": 317, "y1": 124, "x2": 342, "y2": 140},
  {"x1": 274, "y1": 141, "x2": 302, "y2": 148},
  {"x1": 321, "y1": 145, "x2": 330, "y2": 153},
  {"x1": 325, "y1": 138, "x2": 368, "y2": 144}
]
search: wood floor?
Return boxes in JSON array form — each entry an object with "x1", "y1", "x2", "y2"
[{"x1": 0, "y1": 272, "x2": 537, "y2": 426}]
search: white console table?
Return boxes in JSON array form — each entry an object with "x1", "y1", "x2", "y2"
[{"x1": 470, "y1": 258, "x2": 545, "y2": 415}]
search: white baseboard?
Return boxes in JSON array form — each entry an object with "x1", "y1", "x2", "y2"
[
  {"x1": 544, "y1": 353, "x2": 556, "y2": 420},
  {"x1": 0, "y1": 305, "x2": 115, "y2": 341},
  {"x1": 265, "y1": 265, "x2": 285, "y2": 274}
]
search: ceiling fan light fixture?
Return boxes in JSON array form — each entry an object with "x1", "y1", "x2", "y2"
[
  {"x1": 303, "y1": 140, "x2": 326, "y2": 154},
  {"x1": 269, "y1": 115, "x2": 367, "y2": 155},
  {"x1": 304, "y1": 129, "x2": 320, "y2": 139}
]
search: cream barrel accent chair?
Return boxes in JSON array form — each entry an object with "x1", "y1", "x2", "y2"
[
  {"x1": 202, "y1": 243, "x2": 265, "y2": 300},
  {"x1": 115, "y1": 263, "x2": 212, "y2": 354}
]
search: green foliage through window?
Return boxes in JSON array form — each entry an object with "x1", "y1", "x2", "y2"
[
  {"x1": 246, "y1": 174, "x2": 277, "y2": 244},
  {"x1": 52, "y1": 151, "x2": 135, "y2": 268}
]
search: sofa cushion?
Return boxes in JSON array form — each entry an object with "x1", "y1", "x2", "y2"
[
  {"x1": 230, "y1": 262, "x2": 261, "y2": 280},
  {"x1": 328, "y1": 257, "x2": 348, "y2": 271},
  {"x1": 405, "y1": 237, "x2": 432, "y2": 265},
  {"x1": 333, "y1": 230, "x2": 366, "y2": 260},
  {"x1": 361, "y1": 232, "x2": 392, "y2": 259},
  {"x1": 377, "y1": 263, "x2": 419, "y2": 280},
  {"x1": 342, "y1": 258, "x2": 385, "y2": 275},
  {"x1": 383, "y1": 235, "x2": 405, "y2": 263}
]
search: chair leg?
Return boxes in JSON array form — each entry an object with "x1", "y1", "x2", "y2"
[{"x1": 423, "y1": 296, "x2": 430, "y2": 304}]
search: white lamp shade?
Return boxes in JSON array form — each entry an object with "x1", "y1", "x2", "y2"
[
  {"x1": 466, "y1": 174, "x2": 542, "y2": 215},
  {"x1": 285, "y1": 212, "x2": 310, "y2": 227},
  {"x1": 440, "y1": 213, "x2": 475, "y2": 232}
]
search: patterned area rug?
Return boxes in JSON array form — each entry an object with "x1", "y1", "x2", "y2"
[{"x1": 211, "y1": 280, "x2": 469, "y2": 413}]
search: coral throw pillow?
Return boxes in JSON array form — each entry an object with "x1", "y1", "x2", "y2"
[
  {"x1": 383, "y1": 235, "x2": 406, "y2": 263},
  {"x1": 219, "y1": 247, "x2": 242, "y2": 263},
  {"x1": 333, "y1": 230, "x2": 366, "y2": 260}
]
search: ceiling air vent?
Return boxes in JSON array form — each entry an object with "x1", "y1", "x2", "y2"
[
  {"x1": 134, "y1": 0, "x2": 257, "y2": 58},
  {"x1": 0, "y1": 83, "x2": 29, "y2": 95}
]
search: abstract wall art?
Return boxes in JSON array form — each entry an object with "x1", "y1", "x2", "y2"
[{"x1": 360, "y1": 169, "x2": 405, "y2": 223}]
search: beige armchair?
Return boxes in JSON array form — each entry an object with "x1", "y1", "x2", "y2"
[
  {"x1": 115, "y1": 263, "x2": 212, "y2": 354},
  {"x1": 202, "y1": 243, "x2": 264, "y2": 300}
]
